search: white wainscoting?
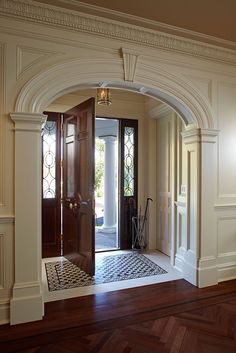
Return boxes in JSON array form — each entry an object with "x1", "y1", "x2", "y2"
[{"x1": 0, "y1": 217, "x2": 14, "y2": 324}]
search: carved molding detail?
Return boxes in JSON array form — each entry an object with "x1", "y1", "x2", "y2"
[
  {"x1": 0, "y1": 0, "x2": 236, "y2": 65},
  {"x1": 121, "y1": 48, "x2": 139, "y2": 82}
]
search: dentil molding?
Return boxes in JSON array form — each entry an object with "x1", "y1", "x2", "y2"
[{"x1": 0, "y1": 0, "x2": 236, "y2": 66}]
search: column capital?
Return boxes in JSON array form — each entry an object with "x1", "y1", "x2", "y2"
[
  {"x1": 182, "y1": 128, "x2": 219, "y2": 144},
  {"x1": 10, "y1": 112, "x2": 47, "y2": 132},
  {"x1": 99, "y1": 134, "x2": 117, "y2": 142}
]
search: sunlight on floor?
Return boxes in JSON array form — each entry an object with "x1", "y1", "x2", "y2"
[{"x1": 42, "y1": 250, "x2": 183, "y2": 303}]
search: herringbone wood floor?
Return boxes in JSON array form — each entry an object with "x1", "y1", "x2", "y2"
[{"x1": 2, "y1": 279, "x2": 236, "y2": 352}]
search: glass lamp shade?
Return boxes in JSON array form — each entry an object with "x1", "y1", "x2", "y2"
[{"x1": 97, "y1": 88, "x2": 111, "y2": 106}]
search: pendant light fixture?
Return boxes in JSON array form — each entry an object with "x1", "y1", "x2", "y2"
[{"x1": 97, "y1": 88, "x2": 112, "y2": 106}]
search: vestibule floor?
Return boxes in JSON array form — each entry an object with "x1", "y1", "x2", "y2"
[{"x1": 42, "y1": 250, "x2": 183, "y2": 303}]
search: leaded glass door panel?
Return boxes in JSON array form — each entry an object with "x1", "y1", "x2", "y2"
[
  {"x1": 119, "y1": 119, "x2": 138, "y2": 249},
  {"x1": 42, "y1": 112, "x2": 61, "y2": 258}
]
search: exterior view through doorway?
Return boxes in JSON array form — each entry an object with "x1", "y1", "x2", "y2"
[{"x1": 95, "y1": 118, "x2": 119, "y2": 251}]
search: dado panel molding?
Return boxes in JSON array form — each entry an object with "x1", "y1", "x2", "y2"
[{"x1": 1, "y1": 0, "x2": 236, "y2": 66}]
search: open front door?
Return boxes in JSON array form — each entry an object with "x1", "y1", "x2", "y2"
[{"x1": 63, "y1": 98, "x2": 95, "y2": 276}]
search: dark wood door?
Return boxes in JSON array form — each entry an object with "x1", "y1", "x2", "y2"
[
  {"x1": 63, "y1": 98, "x2": 95, "y2": 276},
  {"x1": 119, "y1": 119, "x2": 138, "y2": 249},
  {"x1": 42, "y1": 112, "x2": 61, "y2": 258}
]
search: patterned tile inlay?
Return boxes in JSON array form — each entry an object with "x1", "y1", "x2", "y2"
[{"x1": 45, "y1": 253, "x2": 167, "y2": 292}]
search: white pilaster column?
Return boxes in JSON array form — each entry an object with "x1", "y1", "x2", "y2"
[
  {"x1": 100, "y1": 135, "x2": 117, "y2": 233},
  {"x1": 10, "y1": 112, "x2": 47, "y2": 325},
  {"x1": 176, "y1": 128, "x2": 218, "y2": 288},
  {"x1": 197, "y1": 129, "x2": 218, "y2": 287}
]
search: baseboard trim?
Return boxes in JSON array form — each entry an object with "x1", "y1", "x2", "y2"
[
  {"x1": 10, "y1": 294, "x2": 44, "y2": 325},
  {"x1": 175, "y1": 252, "x2": 197, "y2": 286},
  {"x1": 0, "y1": 300, "x2": 10, "y2": 325},
  {"x1": 217, "y1": 263, "x2": 236, "y2": 283},
  {"x1": 175, "y1": 253, "x2": 218, "y2": 287}
]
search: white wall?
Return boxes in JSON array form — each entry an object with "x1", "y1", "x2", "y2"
[
  {"x1": 0, "y1": 0, "x2": 236, "y2": 324},
  {"x1": 154, "y1": 109, "x2": 177, "y2": 258},
  {"x1": 215, "y1": 82, "x2": 236, "y2": 281}
]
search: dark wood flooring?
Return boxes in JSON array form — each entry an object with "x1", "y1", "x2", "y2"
[{"x1": 1, "y1": 279, "x2": 236, "y2": 352}]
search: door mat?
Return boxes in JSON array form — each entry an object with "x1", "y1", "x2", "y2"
[{"x1": 45, "y1": 253, "x2": 167, "y2": 291}]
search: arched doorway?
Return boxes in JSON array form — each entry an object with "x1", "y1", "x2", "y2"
[{"x1": 10, "y1": 58, "x2": 214, "y2": 324}]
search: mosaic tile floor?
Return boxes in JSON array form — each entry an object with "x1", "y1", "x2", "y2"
[{"x1": 45, "y1": 253, "x2": 167, "y2": 292}]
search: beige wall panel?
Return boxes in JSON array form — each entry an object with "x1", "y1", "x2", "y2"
[
  {"x1": 187, "y1": 149, "x2": 197, "y2": 252},
  {"x1": 16, "y1": 45, "x2": 64, "y2": 80},
  {"x1": 217, "y1": 82, "x2": 236, "y2": 202},
  {"x1": 0, "y1": 43, "x2": 6, "y2": 207},
  {"x1": 218, "y1": 217, "x2": 236, "y2": 255},
  {"x1": 184, "y1": 75, "x2": 212, "y2": 104},
  {"x1": 156, "y1": 116, "x2": 174, "y2": 256},
  {"x1": 0, "y1": 232, "x2": 5, "y2": 289},
  {"x1": 146, "y1": 117, "x2": 157, "y2": 249}
]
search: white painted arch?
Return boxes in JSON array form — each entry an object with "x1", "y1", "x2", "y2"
[
  {"x1": 15, "y1": 58, "x2": 214, "y2": 129},
  {"x1": 10, "y1": 56, "x2": 216, "y2": 324}
]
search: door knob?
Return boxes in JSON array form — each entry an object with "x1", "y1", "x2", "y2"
[{"x1": 69, "y1": 202, "x2": 73, "y2": 210}]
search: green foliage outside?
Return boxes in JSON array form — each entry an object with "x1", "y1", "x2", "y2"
[{"x1": 95, "y1": 138, "x2": 104, "y2": 197}]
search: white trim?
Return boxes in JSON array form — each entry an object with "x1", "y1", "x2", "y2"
[
  {"x1": 11, "y1": 112, "x2": 47, "y2": 132},
  {"x1": 0, "y1": 216, "x2": 14, "y2": 223},
  {"x1": 149, "y1": 103, "x2": 173, "y2": 120},
  {"x1": 182, "y1": 128, "x2": 219, "y2": 144},
  {"x1": 13, "y1": 59, "x2": 214, "y2": 129},
  {"x1": 0, "y1": 0, "x2": 236, "y2": 66},
  {"x1": 214, "y1": 204, "x2": 236, "y2": 210}
]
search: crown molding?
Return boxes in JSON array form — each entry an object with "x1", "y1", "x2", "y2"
[
  {"x1": 1, "y1": 0, "x2": 236, "y2": 66},
  {"x1": 30, "y1": 0, "x2": 236, "y2": 50}
]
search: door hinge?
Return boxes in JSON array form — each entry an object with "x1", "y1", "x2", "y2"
[{"x1": 60, "y1": 160, "x2": 64, "y2": 167}]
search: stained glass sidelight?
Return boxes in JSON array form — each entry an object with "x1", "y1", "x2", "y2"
[
  {"x1": 124, "y1": 127, "x2": 135, "y2": 196},
  {"x1": 42, "y1": 121, "x2": 56, "y2": 198}
]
